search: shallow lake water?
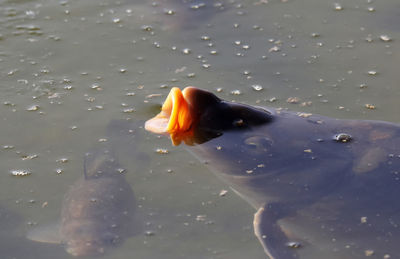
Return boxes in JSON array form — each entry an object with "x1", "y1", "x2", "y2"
[{"x1": 0, "y1": 0, "x2": 399, "y2": 258}]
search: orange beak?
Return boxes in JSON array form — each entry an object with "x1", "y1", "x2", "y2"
[{"x1": 145, "y1": 87, "x2": 195, "y2": 145}]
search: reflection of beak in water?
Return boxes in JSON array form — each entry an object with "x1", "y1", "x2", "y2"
[{"x1": 27, "y1": 149, "x2": 138, "y2": 257}]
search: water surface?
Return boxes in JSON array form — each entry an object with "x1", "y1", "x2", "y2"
[{"x1": 0, "y1": 0, "x2": 399, "y2": 258}]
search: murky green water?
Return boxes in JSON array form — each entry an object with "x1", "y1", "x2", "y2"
[{"x1": 0, "y1": 0, "x2": 399, "y2": 258}]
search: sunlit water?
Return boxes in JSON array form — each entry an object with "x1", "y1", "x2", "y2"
[{"x1": 0, "y1": 0, "x2": 399, "y2": 258}]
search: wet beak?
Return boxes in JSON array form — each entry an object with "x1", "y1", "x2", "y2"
[{"x1": 145, "y1": 87, "x2": 195, "y2": 145}]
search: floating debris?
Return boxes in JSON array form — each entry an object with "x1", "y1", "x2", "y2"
[
  {"x1": 146, "y1": 94, "x2": 162, "y2": 99},
  {"x1": 230, "y1": 90, "x2": 241, "y2": 95},
  {"x1": 21, "y1": 154, "x2": 38, "y2": 160},
  {"x1": 55, "y1": 168, "x2": 64, "y2": 175},
  {"x1": 361, "y1": 216, "x2": 368, "y2": 223},
  {"x1": 164, "y1": 9, "x2": 175, "y2": 15},
  {"x1": 334, "y1": 133, "x2": 352, "y2": 143},
  {"x1": 141, "y1": 25, "x2": 153, "y2": 32},
  {"x1": 311, "y1": 32, "x2": 320, "y2": 38},
  {"x1": 286, "y1": 97, "x2": 300, "y2": 104},
  {"x1": 182, "y1": 48, "x2": 191, "y2": 55},
  {"x1": 155, "y1": 148, "x2": 169, "y2": 154},
  {"x1": 364, "y1": 250, "x2": 374, "y2": 256},
  {"x1": 219, "y1": 189, "x2": 228, "y2": 197},
  {"x1": 145, "y1": 230, "x2": 155, "y2": 236},
  {"x1": 113, "y1": 18, "x2": 121, "y2": 23},
  {"x1": 4, "y1": 101, "x2": 15, "y2": 107},
  {"x1": 190, "y1": 2, "x2": 206, "y2": 9},
  {"x1": 251, "y1": 85, "x2": 263, "y2": 91},
  {"x1": 10, "y1": 169, "x2": 31, "y2": 177},
  {"x1": 380, "y1": 35, "x2": 392, "y2": 42},
  {"x1": 122, "y1": 108, "x2": 135, "y2": 113},
  {"x1": 269, "y1": 46, "x2": 280, "y2": 52},
  {"x1": 175, "y1": 66, "x2": 187, "y2": 73},
  {"x1": 116, "y1": 168, "x2": 126, "y2": 174},
  {"x1": 365, "y1": 104, "x2": 376, "y2": 110},
  {"x1": 286, "y1": 241, "x2": 302, "y2": 248},
  {"x1": 26, "y1": 105, "x2": 39, "y2": 111},
  {"x1": 333, "y1": 3, "x2": 343, "y2": 11},
  {"x1": 300, "y1": 101, "x2": 312, "y2": 107},
  {"x1": 57, "y1": 158, "x2": 69, "y2": 163},
  {"x1": 297, "y1": 113, "x2": 312, "y2": 118},
  {"x1": 91, "y1": 83, "x2": 101, "y2": 90},
  {"x1": 196, "y1": 215, "x2": 207, "y2": 222}
]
